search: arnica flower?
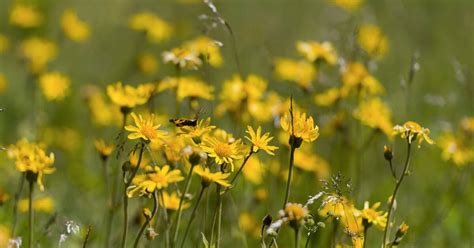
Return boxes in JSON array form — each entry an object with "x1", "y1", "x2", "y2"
[
  {"x1": 360, "y1": 201, "x2": 387, "y2": 229},
  {"x1": 274, "y1": 58, "x2": 316, "y2": 91},
  {"x1": 85, "y1": 86, "x2": 122, "y2": 126},
  {"x1": 38, "y1": 72, "x2": 71, "y2": 101},
  {"x1": 393, "y1": 121, "x2": 434, "y2": 147},
  {"x1": 129, "y1": 12, "x2": 173, "y2": 43},
  {"x1": 341, "y1": 62, "x2": 384, "y2": 96},
  {"x1": 296, "y1": 41, "x2": 338, "y2": 65},
  {"x1": 94, "y1": 139, "x2": 114, "y2": 159},
  {"x1": 281, "y1": 203, "x2": 309, "y2": 227},
  {"x1": 61, "y1": 9, "x2": 90, "y2": 42},
  {"x1": 162, "y1": 47, "x2": 202, "y2": 70},
  {"x1": 183, "y1": 36, "x2": 223, "y2": 67},
  {"x1": 239, "y1": 212, "x2": 260, "y2": 237},
  {"x1": 8, "y1": 139, "x2": 55, "y2": 191},
  {"x1": 160, "y1": 191, "x2": 190, "y2": 210},
  {"x1": 357, "y1": 24, "x2": 389, "y2": 59},
  {"x1": 176, "y1": 77, "x2": 214, "y2": 103},
  {"x1": 20, "y1": 37, "x2": 57, "y2": 74},
  {"x1": 18, "y1": 196, "x2": 54, "y2": 214},
  {"x1": 193, "y1": 165, "x2": 231, "y2": 187},
  {"x1": 281, "y1": 111, "x2": 320, "y2": 144},
  {"x1": 0, "y1": 34, "x2": 9, "y2": 54},
  {"x1": 245, "y1": 126, "x2": 278, "y2": 155},
  {"x1": 353, "y1": 97, "x2": 393, "y2": 138},
  {"x1": 200, "y1": 136, "x2": 243, "y2": 171},
  {"x1": 438, "y1": 132, "x2": 474, "y2": 166},
  {"x1": 127, "y1": 165, "x2": 184, "y2": 197},
  {"x1": 314, "y1": 87, "x2": 344, "y2": 107},
  {"x1": 331, "y1": 0, "x2": 363, "y2": 12},
  {"x1": 242, "y1": 156, "x2": 265, "y2": 185},
  {"x1": 461, "y1": 116, "x2": 474, "y2": 133},
  {"x1": 9, "y1": 3, "x2": 43, "y2": 28},
  {"x1": 106, "y1": 82, "x2": 152, "y2": 108},
  {"x1": 137, "y1": 52, "x2": 159, "y2": 75},
  {"x1": 177, "y1": 117, "x2": 216, "y2": 140},
  {"x1": 125, "y1": 112, "x2": 168, "y2": 143}
]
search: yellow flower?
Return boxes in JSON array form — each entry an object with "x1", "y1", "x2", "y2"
[
  {"x1": 94, "y1": 139, "x2": 114, "y2": 159},
  {"x1": 342, "y1": 62, "x2": 384, "y2": 96},
  {"x1": 160, "y1": 191, "x2": 189, "y2": 210},
  {"x1": 281, "y1": 111, "x2": 320, "y2": 143},
  {"x1": 274, "y1": 58, "x2": 316, "y2": 91},
  {"x1": 125, "y1": 112, "x2": 167, "y2": 143},
  {"x1": 438, "y1": 132, "x2": 474, "y2": 166},
  {"x1": 294, "y1": 147, "x2": 330, "y2": 179},
  {"x1": 137, "y1": 52, "x2": 159, "y2": 75},
  {"x1": 242, "y1": 156, "x2": 265, "y2": 185},
  {"x1": 357, "y1": 24, "x2": 389, "y2": 59},
  {"x1": 283, "y1": 203, "x2": 309, "y2": 223},
  {"x1": 38, "y1": 72, "x2": 71, "y2": 101},
  {"x1": 129, "y1": 12, "x2": 173, "y2": 43},
  {"x1": 177, "y1": 117, "x2": 216, "y2": 139},
  {"x1": 330, "y1": 0, "x2": 363, "y2": 12},
  {"x1": 183, "y1": 36, "x2": 223, "y2": 67},
  {"x1": 9, "y1": 3, "x2": 42, "y2": 28},
  {"x1": 162, "y1": 47, "x2": 202, "y2": 70},
  {"x1": 8, "y1": 139, "x2": 55, "y2": 191},
  {"x1": 360, "y1": 201, "x2": 387, "y2": 229},
  {"x1": 107, "y1": 82, "x2": 151, "y2": 108},
  {"x1": 61, "y1": 9, "x2": 90, "y2": 42},
  {"x1": 0, "y1": 74, "x2": 7, "y2": 94},
  {"x1": 127, "y1": 165, "x2": 184, "y2": 197},
  {"x1": 239, "y1": 212, "x2": 260, "y2": 237},
  {"x1": 314, "y1": 87, "x2": 343, "y2": 107},
  {"x1": 0, "y1": 225, "x2": 10, "y2": 247},
  {"x1": 0, "y1": 34, "x2": 9, "y2": 54},
  {"x1": 200, "y1": 136, "x2": 243, "y2": 170},
  {"x1": 85, "y1": 86, "x2": 122, "y2": 126},
  {"x1": 193, "y1": 165, "x2": 231, "y2": 187},
  {"x1": 18, "y1": 196, "x2": 54, "y2": 213},
  {"x1": 461, "y1": 117, "x2": 474, "y2": 133},
  {"x1": 20, "y1": 37, "x2": 57, "y2": 74},
  {"x1": 393, "y1": 121, "x2": 434, "y2": 147},
  {"x1": 176, "y1": 77, "x2": 214, "y2": 102},
  {"x1": 353, "y1": 98, "x2": 393, "y2": 137},
  {"x1": 245, "y1": 126, "x2": 278, "y2": 155},
  {"x1": 296, "y1": 41, "x2": 338, "y2": 65},
  {"x1": 0, "y1": 188, "x2": 10, "y2": 205}
]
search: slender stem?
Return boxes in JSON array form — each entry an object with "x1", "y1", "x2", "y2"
[
  {"x1": 304, "y1": 233, "x2": 312, "y2": 248},
  {"x1": 172, "y1": 164, "x2": 196, "y2": 246},
  {"x1": 388, "y1": 160, "x2": 397, "y2": 179},
  {"x1": 83, "y1": 225, "x2": 92, "y2": 248},
  {"x1": 133, "y1": 190, "x2": 159, "y2": 248},
  {"x1": 294, "y1": 227, "x2": 300, "y2": 248},
  {"x1": 209, "y1": 185, "x2": 221, "y2": 246},
  {"x1": 160, "y1": 191, "x2": 171, "y2": 248},
  {"x1": 362, "y1": 226, "x2": 368, "y2": 248},
  {"x1": 216, "y1": 195, "x2": 223, "y2": 248},
  {"x1": 283, "y1": 144, "x2": 297, "y2": 209},
  {"x1": 28, "y1": 180, "x2": 34, "y2": 248},
  {"x1": 229, "y1": 151, "x2": 253, "y2": 187},
  {"x1": 382, "y1": 141, "x2": 412, "y2": 247},
  {"x1": 121, "y1": 142, "x2": 145, "y2": 248},
  {"x1": 12, "y1": 172, "x2": 25, "y2": 237},
  {"x1": 180, "y1": 186, "x2": 206, "y2": 248}
]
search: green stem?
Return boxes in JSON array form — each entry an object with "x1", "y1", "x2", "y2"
[
  {"x1": 28, "y1": 180, "x2": 34, "y2": 248},
  {"x1": 363, "y1": 226, "x2": 368, "y2": 248},
  {"x1": 216, "y1": 195, "x2": 223, "y2": 248},
  {"x1": 229, "y1": 151, "x2": 253, "y2": 187},
  {"x1": 172, "y1": 163, "x2": 196, "y2": 246},
  {"x1": 294, "y1": 226, "x2": 300, "y2": 248},
  {"x1": 180, "y1": 186, "x2": 206, "y2": 248},
  {"x1": 83, "y1": 225, "x2": 92, "y2": 248},
  {"x1": 12, "y1": 172, "x2": 25, "y2": 237},
  {"x1": 160, "y1": 191, "x2": 171, "y2": 248},
  {"x1": 133, "y1": 190, "x2": 159, "y2": 248},
  {"x1": 283, "y1": 144, "x2": 297, "y2": 209},
  {"x1": 382, "y1": 141, "x2": 412, "y2": 247},
  {"x1": 209, "y1": 185, "x2": 221, "y2": 246}
]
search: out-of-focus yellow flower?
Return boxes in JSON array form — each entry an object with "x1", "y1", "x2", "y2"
[
  {"x1": 341, "y1": 62, "x2": 384, "y2": 96},
  {"x1": 194, "y1": 165, "x2": 231, "y2": 187},
  {"x1": 162, "y1": 135, "x2": 186, "y2": 163},
  {"x1": 0, "y1": 74, "x2": 7, "y2": 94},
  {"x1": 254, "y1": 188, "x2": 268, "y2": 202},
  {"x1": 160, "y1": 191, "x2": 189, "y2": 210},
  {"x1": 107, "y1": 82, "x2": 152, "y2": 108},
  {"x1": 127, "y1": 165, "x2": 184, "y2": 197},
  {"x1": 330, "y1": 0, "x2": 363, "y2": 12},
  {"x1": 393, "y1": 121, "x2": 434, "y2": 147},
  {"x1": 461, "y1": 117, "x2": 474, "y2": 133},
  {"x1": 176, "y1": 77, "x2": 214, "y2": 102},
  {"x1": 296, "y1": 41, "x2": 338, "y2": 65},
  {"x1": 18, "y1": 196, "x2": 54, "y2": 213},
  {"x1": 358, "y1": 24, "x2": 389, "y2": 59},
  {"x1": 0, "y1": 34, "x2": 9, "y2": 54},
  {"x1": 125, "y1": 112, "x2": 167, "y2": 143},
  {"x1": 294, "y1": 147, "x2": 330, "y2": 178},
  {"x1": 274, "y1": 58, "x2": 317, "y2": 91},
  {"x1": 162, "y1": 47, "x2": 202, "y2": 70},
  {"x1": 129, "y1": 12, "x2": 172, "y2": 43},
  {"x1": 129, "y1": 152, "x2": 150, "y2": 169},
  {"x1": 245, "y1": 126, "x2": 278, "y2": 155},
  {"x1": 20, "y1": 37, "x2": 57, "y2": 74},
  {"x1": 137, "y1": 52, "x2": 158, "y2": 75},
  {"x1": 353, "y1": 98, "x2": 393, "y2": 137},
  {"x1": 360, "y1": 201, "x2": 387, "y2": 229},
  {"x1": 239, "y1": 212, "x2": 260, "y2": 237},
  {"x1": 41, "y1": 127, "x2": 80, "y2": 152},
  {"x1": 320, "y1": 196, "x2": 363, "y2": 238},
  {"x1": 281, "y1": 111, "x2": 320, "y2": 143},
  {"x1": 242, "y1": 156, "x2": 265, "y2": 185},
  {"x1": 183, "y1": 36, "x2": 223, "y2": 67},
  {"x1": 438, "y1": 132, "x2": 474, "y2": 166},
  {"x1": 201, "y1": 136, "x2": 243, "y2": 170},
  {"x1": 0, "y1": 189, "x2": 10, "y2": 205},
  {"x1": 38, "y1": 72, "x2": 71, "y2": 101},
  {"x1": 61, "y1": 9, "x2": 90, "y2": 42},
  {"x1": 314, "y1": 87, "x2": 344, "y2": 107},
  {"x1": 94, "y1": 139, "x2": 114, "y2": 159},
  {"x1": 9, "y1": 3, "x2": 42, "y2": 28},
  {"x1": 85, "y1": 86, "x2": 122, "y2": 126},
  {"x1": 8, "y1": 139, "x2": 55, "y2": 191},
  {"x1": 0, "y1": 225, "x2": 10, "y2": 247}
]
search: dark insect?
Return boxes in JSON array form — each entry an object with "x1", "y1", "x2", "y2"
[{"x1": 169, "y1": 109, "x2": 201, "y2": 127}]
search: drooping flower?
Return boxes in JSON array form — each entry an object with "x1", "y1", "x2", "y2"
[
  {"x1": 393, "y1": 121, "x2": 434, "y2": 147},
  {"x1": 357, "y1": 24, "x2": 389, "y2": 59},
  {"x1": 38, "y1": 72, "x2": 71, "y2": 101},
  {"x1": 129, "y1": 12, "x2": 172, "y2": 43},
  {"x1": 125, "y1": 112, "x2": 168, "y2": 143},
  {"x1": 245, "y1": 126, "x2": 278, "y2": 155},
  {"x1": 200, "y1": 136, "x2": 243, "y2": 170},
  {"x1": 127, "y1": 165, "x2": 184, "y2": 197},
  {"x1": 281, "y1": 111, "x2": 320, "y2": 143},
  {"x1": 296, "y1": 41, "x2": 338, "y2": 65},
  {"x1": 61, "y1": 9, "x2": 90, "y2": 42},
  {"x1": 193, "y1": 165, "x2": 231, "y2": 187}
]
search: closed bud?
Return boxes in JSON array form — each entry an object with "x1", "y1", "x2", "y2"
[
  {"x1": 384, "y1": 145, "x2": 393, "y2": 161},
  {"x1": 262, "y1": 214, "x2": 273, "y2": 226}
]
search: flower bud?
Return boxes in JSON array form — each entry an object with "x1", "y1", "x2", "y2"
[
  {"x1": 384, "y1": 145, "x2": 393, "y2": 161},
  {"x1": 262, "y1": 214, "x2": 273, "y2": 226}
]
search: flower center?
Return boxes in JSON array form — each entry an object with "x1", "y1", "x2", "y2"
[
  {"x1": 150, "y1": 173, "x2": 168, "y2": 186},
  {"x1": 140, "y1": 126, "x2": 157, "y2": 140},
  {"x1": 214, "y1": 143, "x2": 232, "y2": 158}
]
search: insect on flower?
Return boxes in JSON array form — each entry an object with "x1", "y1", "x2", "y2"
[{"x1": 169, "y1": 109, "x2": 201, "y2": 127}]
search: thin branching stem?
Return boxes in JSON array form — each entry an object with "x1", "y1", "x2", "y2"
[{"x1": 133, "y1": 190, "x2": 159, "y2": 248}]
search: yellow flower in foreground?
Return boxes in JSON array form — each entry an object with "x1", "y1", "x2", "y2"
[
  {"x1": 274, "y1": 58, "x2": 316, "y2": 91},
  {"x1": 127, "y1": 165, "x2": 184, "y2": 197},
  {"x1": 331, "y1": 0, "x2": 363, "y2": 12},
  {"x1": 9, "y1": 3, "x2": 42, "y2": 28},
  {"x1": 129, "y1": 12, "x2": 173, "y2": 43},
  {"x1": 200, "y1": 136, "x2": 243, "y2": 170},
  {"x1": 125, "y1": 112, "x2": 167, "y2": 143},
  {"x1": 162, "y1": 47, "x2": 202, "y2": 70},
  {"x1": 177, "y1": 117, "x2": 216, "y2": 139},
  {"x1": 160, "y1": 191, "x2": 189, "y2": 210},
  {"x1": 18, "y1": 196, "x2": 54, "y2": 213},
  {"x1": 393, "y1": 121, "x2": 434, "y2": 147},
  {"x1": 20, "y1": 37, "x2": 57, "y2": 74},
  {"x1": 361, "y1": 201, "x2": 387, "y2": 229},
  {"x1": 245, "y1": 126, "x2": 278, "y2": 155},
  {"x1": 94, "y1": 139, "x2": 114, "y2": 159},
  {"x1": 281, "y1": 111, "x2": 320, "y2": 143},
  {"x1": 61, "y1": 9, "x2": 90, "y2": 42},
  {"x1": 107, "y1": 82, "x2": 151, "y2": 108},
  {"x1": 357, "y1": 24, "x2": 388, "y2": 59},
  {"x1": 193, "y1": 165, "x2": 231, "y2": 187},
  {"x1": 38, "y1": 72, "x2": 71, "y2": 101},
  {"x1": 296, "y1": 41, "x2": 338, "y2": 65}
]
